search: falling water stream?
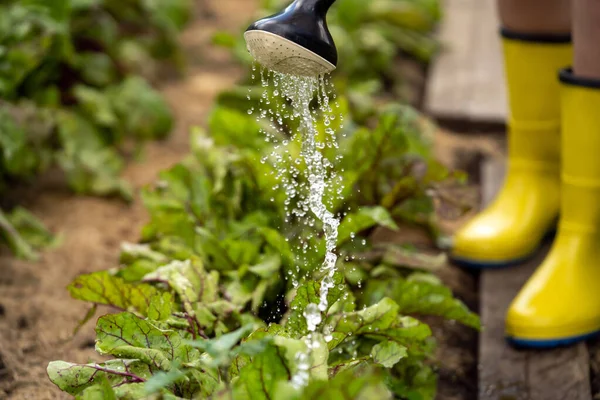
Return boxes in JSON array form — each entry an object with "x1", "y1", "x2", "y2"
[{"x1": 251, "y1": 67, "x2": 343, "y2": 388}]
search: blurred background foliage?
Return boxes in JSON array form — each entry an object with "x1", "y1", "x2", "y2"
[
  {"x1": 0, "y1": 0, "x2": 192, "y2": 259},
  {"x1": 0, "y1": 0, "x2": 445, "y2": 260}
]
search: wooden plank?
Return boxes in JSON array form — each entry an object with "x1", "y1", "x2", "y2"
[
  {"x1": 478, "y1": 160, "x2": 592, "y2": 400},
  {"x1": 425, "y1": 0, "x2": 507, "y2": 123},
  {"x1": 467, "y1": 0, "x2": 506, "y2": 120}
]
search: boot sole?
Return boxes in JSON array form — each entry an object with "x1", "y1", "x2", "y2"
[
  {"x1": 506, "y1": 330, "x2": 600, "y2": 349},
  {"x1": 450, "y1": 254, "x2": 533, "y2": 269}
]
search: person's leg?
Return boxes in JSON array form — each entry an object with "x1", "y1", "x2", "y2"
[
  {"x1": 498, "y1": 0, "x2": 571, "y2": 34},
  {"x1": 573, "y1": 0, "x2": 600, "y2": 78},
  {"x1": 451, "y1": 1, "x2": 572, "y2": 267},
  {"x1": 506, "y1": 0, "x2": 600, "y2": 347}
]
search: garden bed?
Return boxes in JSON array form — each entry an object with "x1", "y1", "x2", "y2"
[{"x1": 0, "y1": 0, "x2": 507, "y2": 399}]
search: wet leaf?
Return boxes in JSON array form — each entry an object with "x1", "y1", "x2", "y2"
[
  {"x1": 286, "y1": 273, "x2": 347, "y2": 337},
  {"x1": 95, "y1": 312, "x2": 199, "y2": 370},
  {"x1": 371, "y1": 341, "x2": 407, "y2": 368},
  {"x1": 232, "y1": 342, "x2": 291, "y2": 400}
]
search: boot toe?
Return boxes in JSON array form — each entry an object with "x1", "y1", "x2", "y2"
[
  {"x1": 451, "y1": 216, "x2": 538, "y2": 264},
  {"x1": 506, "y1": 263, "x2": 600, "y2": 345},
  {"x1": 506, "y1": 301, "x2": 600, "y2": 346}
]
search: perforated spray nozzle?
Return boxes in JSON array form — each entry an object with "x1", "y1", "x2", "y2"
[{"x1": 244, "y1": 0, "x2": 338, "y2": 77}]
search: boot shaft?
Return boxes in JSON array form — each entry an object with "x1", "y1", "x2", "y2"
[
  {"x1": 560, "y1": 69, "x2": 600, "y2": 233},
  {"x1": 502, "y1": 34, "x2": 572, "y2": 168}
]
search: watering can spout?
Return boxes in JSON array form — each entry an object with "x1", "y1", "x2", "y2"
[{"x1": 244, "y1": 0, "x2": 338, "y2": 77}]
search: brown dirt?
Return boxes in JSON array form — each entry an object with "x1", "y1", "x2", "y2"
[
  {"x1": 0, "y1": 1, "x2": 503, "y2": 398},
  {"x1": 431, "y1": 128, "x2": 506, "y2": 400},
  {"x1": 0, "y1": 1, "x2": 258, "y2": 398}
]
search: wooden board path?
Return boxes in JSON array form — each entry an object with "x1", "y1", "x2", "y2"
[
  {"x1": 425, "y1": 0, "x2": 507, "y2": 124},
  {"x1": 478, "y1": 160, "x2": 591, "y2": 400}
]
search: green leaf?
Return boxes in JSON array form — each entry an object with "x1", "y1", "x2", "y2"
[
  {"x1": 0, "y1": 206, "x2": 56, "y2": 260},
  {"x1": 145, "y1": 0, "x2": 193, "y2": 30},
  {"x1": 78, "y1": 375, "x2": 117, "y2": 400},
  {"x1": 148, "y1": 292, "x2": 175, "y2": 321},
  {"x1": 329, "y1": 298, "x2": 432, "y2": 351},
  {"x1": 119, "y1": 242, "x2": 169, "y2": 265},
  {"x1": 195, "y1": 228, "x2": 237, "y2": 271},
  {"x1": 109, "y1": 77, "x2": 173, "y2": 140},
  {"x1": 142, "y1": 259, "x2": 219, "y2": 312},
  {"x1": 140, "y1": 164, "x2": 202, "y2": 244},
  {"x1": 208, "y1": 106, "x2": 263, "y2": 150},
  {"x1": 337, "y1": 207, "x2": 398, "y2": 245},
  {"x1": 286, "y1": 274, "x2": 347, "y2": 337},
  {"x1": 386, "y1": 363, "x2": 438, "y2": 400},
  {"x1": 193, "y1": 300, "x2": 247, "y2": 336},
  {"x1": 232, "y1": 342, "x2": 291, "y2": 400},
  {"x1": 55, "y1": 111, "x2": 131, "y2": 200},
  {"x1": 0, "y1": 5, "x2": 65, "y2": 97},
  {"x1": 0, "y1": 107, "x2": 42, "y2": 177},
  {"x1": 76, "y1": 52, "x2": 118, "y2": 86},
  {"x1": 249, "y1": 254, "x2": 281, "y2": 278},
  {"x1": 68, "y1": 271, "x2": 173, "y2": 320},
  {"x1": 212, "y1": 31, "x2": 236, "y2": 48},
  {"x1": 371, "y1": 341, "x2": 407, "y2": 368},
  {"x1": 258, "y1": 227, "x2": 296, "y2": 271},
  {"x1": 186, "y1": 324, "x2": 254, "y2": 367},
  {"x1": 144, "y1": 367, "x2": 186, "y2": 395},
  {"x1": 23, "y1": 0, "x2": 71, "y2": 22},
  {"x1": 362, "y1": 275, "x2": 480, "y2": 329},
  {"x1": 47, "y1": 359, "x2": 153, "y2": 396},
  {"x1": 381, "y1": 245, "x2": 446, "y2": 272},
  {"x1": 95, "y1": 312, "x2": 200, "y2": 370},
  {"x1": 300, "y1": 365, "x2": 392, "y2": 400},
  {"x1": 274, "y1": 334, "x2": 328, "y2": 381},
  {"x1": 73, "y1": 85, "x2": 118, "y2": 128},
  {"x1": 6, "y1": 207, "x2": 57, "y2": 249}
]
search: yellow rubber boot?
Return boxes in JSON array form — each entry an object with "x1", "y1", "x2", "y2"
[
  {"x1": 506, "y1": 69, "x2": 600, "y2": 347},
  {"x1": 451, "y1": 32, "x2": 572, "y2": 268}
]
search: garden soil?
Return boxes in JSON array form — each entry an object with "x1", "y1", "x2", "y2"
[{"x1": 0, "y1": 1, "x2": 490, "y2": 398}]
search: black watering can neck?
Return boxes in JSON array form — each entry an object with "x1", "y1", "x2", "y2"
[{"x1": 292, "y1": 0, "x2": 337, "y2": 16}]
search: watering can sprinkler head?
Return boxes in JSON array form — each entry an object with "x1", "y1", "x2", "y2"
[{"x1": 244, "y1": 0, "x2": 338, "y2": 77}]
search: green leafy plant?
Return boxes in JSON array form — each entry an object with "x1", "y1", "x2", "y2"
[
  {"x1": 48, "y1": 103, "x2": 478, "y2": 399},
  {"x1": 44, "y1": 0, "x2": 477, "y2": 397},
  {"x1": 0, "y1": 0, "x2": 191, "y2": 258}
]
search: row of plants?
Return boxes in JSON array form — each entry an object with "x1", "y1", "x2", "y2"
[
  {"x1": 0, "y1": 0, "x2": 192, "y2": 259},
  {"x1": 47, "y1": 0, "x2": 479, "y2": 399}
]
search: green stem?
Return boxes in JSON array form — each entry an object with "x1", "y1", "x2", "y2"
[{"x1": 0, "y1": 209, "x2": 36, "y2": 260}]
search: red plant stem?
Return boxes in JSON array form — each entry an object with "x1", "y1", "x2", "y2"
[
  {"x1": 81, "y1": 364, "x2": 146, "y2": 383},
  {"x1": 185, "y1": 314, "x2": 198, "y2": 340}
]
